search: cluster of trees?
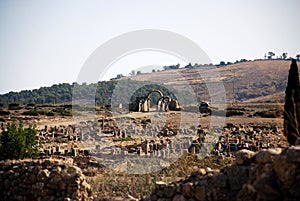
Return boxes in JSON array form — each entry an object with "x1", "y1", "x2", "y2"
[
  {"x1": 265, "y1": 52, "x2": 300, "y2": 60},
  {"x1": 129, "y1": 70, "x2": 142, "y2": 76},
  {"x1": 161, "y1": 60, "x2": 251, "y2": 70},
  {"x1": 0, "y1": 79, "x2": 195, "y2": 107},
  {"x1": 163, "y1": 64, "x2": 181, "y2": 70},
  {"x1": 284, "y1": 59, "x2": 300, "y2": 145},
  {"x1": 110, "y1": 70, "x2": 143, "y2": 80},
  {"x1": 0, "y1": 81, "x2": 119, "y2": 105},
  {"x1": 0, "y1": 83, "x2": 72, "y2": 105},
  {"x1": 217, "y1": 59, "x2": 249, "y2": 67},
  {"x1": 0, "y1": 121, "x2": 39, "y2": 160}
]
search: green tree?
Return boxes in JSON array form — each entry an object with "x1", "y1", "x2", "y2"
[
  {"x1": 282, "y1": 52, "x2": 288, "y2": 60},
  {"x1": 268, "y1": 51, "x2": 275, "y2": 59},
  {"x1": 0, "y1": 120, "x2": 39, "y2": 160},
  {"x1": 284, "y1": 59, "x2": 300, "y2": 145}
]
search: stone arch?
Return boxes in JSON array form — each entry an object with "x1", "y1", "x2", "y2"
[
  {"x1": 157, "y1": 96, "x2": 171, "y2": 112},
  {"x1": 131, "y1": 89, "x2": 180, "y2": 112},
  {"x1": 145, "y1": 90, "x2": 164, "y2": 112},
  {"x1": 146, "y1": 89, "x2": 164, "y2": 99}
]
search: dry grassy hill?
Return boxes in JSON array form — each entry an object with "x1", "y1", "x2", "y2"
[{"x1": 127, "y1": 60, "x2": 299, "y2": 103}]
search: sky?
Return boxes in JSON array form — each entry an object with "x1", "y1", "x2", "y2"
[{"x1": 0, "y1": 0, "x2": 299, "y2": 94}]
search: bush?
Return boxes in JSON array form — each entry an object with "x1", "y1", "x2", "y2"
[
  {"x1": 0, "y1": 120, "x2": 39, "y2": 160},
  {"x1": 0, "y1": 110, "x2": 10, "y2": 115},
  {"x1": 226, "y1": 110, "x2": 244, "y2": 117},
  {"x1": 141, "y1": 119, "x2": 151, "y2": 124},
  {"x1": 46, "y1": 111, "x2": 55, "y2": 116},
  {"x1": 8, "y1": 103, "x2": 22, "y2": 110},
  {"x1": 254, "y1": 110, "x2": 281, "y2": 118},
  {"x1": 26, "y1": 103, "x2": 35, "y2": 107},
  {"x1": 113, "y1": 137, "x2": 133, "y2": 142},
  {"x1": 22, "y1": 110, "x2": 39, "y2": 116},
  {"x1": 23, "y1": 108, "x2": 56, "y2": 116}
]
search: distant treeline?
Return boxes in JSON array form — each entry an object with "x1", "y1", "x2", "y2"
[
  {"x1": 162, "y1": 59, "x2": 251, "y2": 70},
  {"x1": 0, "y1": 79, "x2": 195, "y2": 106}
]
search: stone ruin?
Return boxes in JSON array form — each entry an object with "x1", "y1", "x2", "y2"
[
  {"x1": 0, "y1": 159, "x2": 92, "y2": 201},
  {"x1": 143, "y1": 146, "x2": 300, "y2": 201},
  {"x1": 130, "y1": 89, "x2": 181, "y2": 112}
]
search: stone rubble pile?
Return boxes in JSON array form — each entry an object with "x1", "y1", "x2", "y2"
[
  {"x1": 0, "y1": 159, "x2": 92, "y2": 201},
  {"x1": 144, "y1": 146, "x2": 300, "y2": 201}
]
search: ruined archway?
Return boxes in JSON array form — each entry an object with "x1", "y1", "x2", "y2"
[
  {"x1": 157, "y1": 96, "x2": 171, "y2": 112},
  {"x1": 146, "y1": 89, "x2": 164, "y2": 99},
  {"x1": 146, "y1": 90, "x2": 164, "y2": 112},
  {"x1": 130, "y1": 88, "x2": 181, "y2": 112}
]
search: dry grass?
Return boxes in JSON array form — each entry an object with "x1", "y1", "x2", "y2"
[
  {"x1": 128, "y1": 60, "x2": 300, "y2": 103},
  {"x1": 86, "y1": 154, "x2": 232, "y2": 199}
]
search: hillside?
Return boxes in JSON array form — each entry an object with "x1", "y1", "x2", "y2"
[
  {"x1": 0, "y1": 60, "x2": 298, "y2": 105},
  {"x1": 129, "y1": 60, "x2": 299, "y2": 103}
]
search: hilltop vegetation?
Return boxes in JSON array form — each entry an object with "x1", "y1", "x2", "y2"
[
  {"x1": 0, "y1": 79, "x2": 194, "y2": 106},
  {"x1": 1, "y1": 59, "x2": 299, "y2": 106}
]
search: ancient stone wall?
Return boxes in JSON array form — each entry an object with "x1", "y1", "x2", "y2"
[
  {"x1": 144, "y1": 146, "x2": 300, "y2": 201},
  {"x1": 0, "y1": 159, "x2": 92, "y2": 201}
]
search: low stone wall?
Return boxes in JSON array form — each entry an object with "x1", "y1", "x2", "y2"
[
  {"x1": 0, "y1": 159, "x2": 92, "y2": 201},
  {"x1": 144, "y1": 146, "x2": 300, "y2": 201}
]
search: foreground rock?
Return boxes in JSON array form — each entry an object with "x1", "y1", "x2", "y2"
[
  {"x1": 0, "y1": 159, "x2": 92, "y2": 201},
  {"x1": 144, "y1": 146, "x2": 300, "y2": 201}
]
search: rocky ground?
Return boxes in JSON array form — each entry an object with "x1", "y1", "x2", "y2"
[
  {"x1": 142, "y1": 146, "x2": 300, "y2": 201},
  {"x1": 0, "y1": 102, "x2": 296, "y2": 200}
]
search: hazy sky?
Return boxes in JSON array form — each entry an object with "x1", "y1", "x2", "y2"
[{"x1": 0, "y1": 0, "x2": 299, "y2": 94}]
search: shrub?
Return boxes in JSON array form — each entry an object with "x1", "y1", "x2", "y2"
[
  {"x1": 141, "y1": 119, "x2": 151, "y2": 124},
  {"x1": 113, "y1": 137, "x2": 133, "y2": 142},
  {"x1": 0, "y1": 110, "x2": 10, "y2": 115},
  {"x1": 26, "y1": 103, "x2": 35, "y2": 107},
  {"x1": 8, "y1": 103, "x2": 22, "y2": 110},
  {"x1": 226, "y1": 110, "x2": 244, "y2": 117},
  {"x1": 22, "y1": 110, "x2": 39, "y2": 116},
  {"x1": 0, "y1": 120, "x2": 39, "y2": 160},
  {"x1": 254, "y1": 110, "x2": 282, "y2": 118}
]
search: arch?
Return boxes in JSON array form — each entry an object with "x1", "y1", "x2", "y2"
[
  {"x1": 147, "y1": 89, "x2": 164, "y2": 99},
  {"x1": 157, "y1": 96, "x2": 171, "y2": 112},
  {"x1": 131, "y1": 89, "x2": 181, "y2": 112}
]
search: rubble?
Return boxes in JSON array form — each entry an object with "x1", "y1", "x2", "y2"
[
  {"x1": 0, "y1": 159, "x2": 92, "y2": 201},
  {"x1": 143, "y1": 146, "x2": 300, "y2": 201}
]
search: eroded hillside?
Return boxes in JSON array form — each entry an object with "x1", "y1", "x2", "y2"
[{"x1": 128, "y1": 60, "x2": 299, "y2": 103}]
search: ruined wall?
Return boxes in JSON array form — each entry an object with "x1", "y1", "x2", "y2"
[
  {"x1": 144, "y1": 146, "x2": 300, "y2": 201},
  {"x1": 0, "y1": 159, "x2": 92, "y2": 201}
]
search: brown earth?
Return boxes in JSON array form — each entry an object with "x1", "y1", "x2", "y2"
[{"x1": 127, "y1": 60, "x2": 299, "y2": 103}]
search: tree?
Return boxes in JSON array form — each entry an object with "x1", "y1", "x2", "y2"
[
  {"x1": 152, "y1": 69, "x2": 156, "y2": 73},
  {"x1": 268, "y1": 52, "x2": 275, "y2": 59},
  {"x1": 136, "y1": 71, "x2": 142, "y2": 75},
  {"x1": 0, "y1": 120, "x2": 39, "y2": 160},
  {"x1": 284, "y1": 59, "x2": 300, "y2": 145},
  {"x1": 116, "y1": 74, "x2": 124, "y2": 79},
  {"x1": 130, "y1": 70, "x2": 136, "y2": 76},
  {"x1": 296, "y1": 54, "x2": 300, "y2": 61},
  {"x1": 282, "y1": 52, "x2": 288, "y2": 60},
  {"x1": 184, "y1": 63, "x2": 193, "y2": 68},
  {"x1": 219, "y1": 61, "x2": 226, "y2": 66}
]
